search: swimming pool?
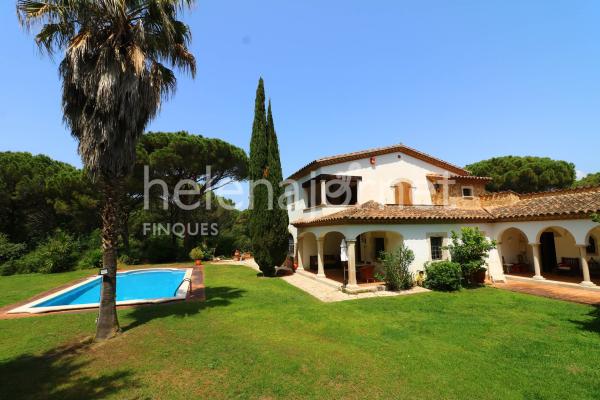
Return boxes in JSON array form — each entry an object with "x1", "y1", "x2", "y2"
[{"x1": 9, "y1": 268, "x2": 193, "y2": 314}]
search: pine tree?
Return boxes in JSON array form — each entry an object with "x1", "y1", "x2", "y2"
[{"x1": 249, "y1": 79, "x2": 289, "y2": 276}]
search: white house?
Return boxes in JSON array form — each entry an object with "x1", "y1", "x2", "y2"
[{"x1": 285, "y1": 144, "x2": 600, "y2": 292}]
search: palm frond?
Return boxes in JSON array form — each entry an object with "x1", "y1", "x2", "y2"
[{"x1": 20, "y1": 0, "x2": 197, "y2": 180}]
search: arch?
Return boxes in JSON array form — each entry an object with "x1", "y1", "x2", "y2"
[
  {"x1": 321, "y1": 231, "x2": 346, "y2": 281},
  {"x1": 498, "y1": 227, "x2": 532, "y2": 272},
  {"x1": 298, "y1": 231, "x2": 318, "y2": 271},
  {"x1": 536, "y1": 226, "x2": 578, "y2": 274},
  {"x1": 585, "y1": 226, "x2": 600, "y2": 256},
  {"x1": 496, "y1": 226, "x2": 532, "y2": 244},
  {"x1": 354, "y1": 230, "x2": 404, "y2": 264},
  {"x1": 535, "y1": 225, "x2": 576, "y2": 244}
]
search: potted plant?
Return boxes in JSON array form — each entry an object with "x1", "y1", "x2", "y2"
[
  {"x1": 445, "y1": 228, "x2": 496, "y2": 287},
  {"x1": 189, "y1": 247, "x2": 205, "y2": 266}
]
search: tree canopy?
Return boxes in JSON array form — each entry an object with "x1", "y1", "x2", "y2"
[
  {"x1": 249, "y1": 79, "x2": 289, "y2": 276},
  {"x1": 573, "y1": 172, "x2": 600, "y2": 188},
  {"x1": 0, "y1": 152, "x2": 99, "y2": 246},
  {"x1": 466, "y1": 156, "x2": 576, "y2": 193},
  {"x1": 17, "y1": 0, "x2": 198, "y2": 340}
]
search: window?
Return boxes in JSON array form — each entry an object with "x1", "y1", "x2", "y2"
[
  {"x1": 326, "y1": 181, "x2": 358, "y2": 205},
  {"x1": 393, "y1": 182, "x2": 413, "y2": 205},
  {"x1": 430, "y1": 237, "x2": 443, "y2": 260},
  {"x1": 587, "y1": 237, "x2": 597, "y2": 255},
  {"x1": 462, "y1": 186, "x2": 474, "y2": 198},
  {"x1": 304, "y1": 185, "x2": 321, "y2": 208}
]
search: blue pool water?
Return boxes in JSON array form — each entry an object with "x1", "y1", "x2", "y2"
[{"x1": 34, "y1": 269, "x2": 187, "y2": 308}]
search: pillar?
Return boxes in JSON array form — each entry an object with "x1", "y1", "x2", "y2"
[
  {"x1": 530, "y1": 243, "x2": 545, "y2": 280},
  {"x1": 320, "y1": 180, "x2": 327, "y2": 206},
  {"x1": 316, "y1": 238, "x2": 325, "y2": 277},
  {"x1": 346, "y1": 239, "x2": 358, "y2": 289},
  {"x1": 578, "y1": 245, "x2": 595, "y2": 287},
  {"x1": 295, "y1": 237, "x2": 304, "y2": 271}
]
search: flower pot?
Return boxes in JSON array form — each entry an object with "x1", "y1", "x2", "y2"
[
  {"x1": 195, "y1": 259, "x2": 202, "y2": 266},
  {"x1": 472, "y1": 269, "x2": 486, "y2": 284}
]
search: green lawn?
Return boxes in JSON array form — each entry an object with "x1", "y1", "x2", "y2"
[{"x1": 1, "y1": 264, "x2": 599, "y2": 399}]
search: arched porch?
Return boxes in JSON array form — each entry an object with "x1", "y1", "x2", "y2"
[
  {"x1": 498, "y1": 223, "x2": 600, "y2": 287},
  {"x1": 296, "y1": 227, "x2": 405, "y2": 289}
]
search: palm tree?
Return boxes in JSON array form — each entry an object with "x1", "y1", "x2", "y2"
[{"x1": 17, "y1": 0, "x2": 196, "y2": 340}]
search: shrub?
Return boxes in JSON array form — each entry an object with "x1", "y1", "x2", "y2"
[
  {"x1": 118, "y1": 254, "x2": 139, "y2": 265},
  {"x1": 0, "y1": 233, "x2": 27, "y2": 264},
  {"x1": 424, "y1": 261, "x2": 462, "y2": 291},
  {"x1": 189, "y1": 247, "x2": 204, "y2": 261},
  {"x1": 137, "y1": 235, "x2": 182, "y2": 263},
  {"x1": 77, "y1": 248, "x2": 103, "y2": 270},
  {"x1": 446, "y1": 227, "x2": 496, "y2": 286},
  {"x1": 379, "y1": 245, "x2": 415, "y2": 291},
  {"x1": 20, "y1": 230, "x2": 78, "y2": 273},
  {"x1": 0, "y1": 260, "x2": 21, "y2": 276}
]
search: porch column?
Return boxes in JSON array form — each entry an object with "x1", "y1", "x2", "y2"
[
  {"x1": 320, "y1": 180, "x2": 327, "y2": 206},
  {"x1": 295, "y1": 237, "x2": 304, "y2": 271},
  {"x1": 578, "y1": 245, "x2": 595, "y2": 287},
  {"x1": 316, "y1": 238, "x2": 325, "y2": 278},
  {"x1": 530, "y1": 243, "x2": 545, "y2": 280},
  {"x1": 346, "y1": 239, "x2": 358, "y2": 289}
]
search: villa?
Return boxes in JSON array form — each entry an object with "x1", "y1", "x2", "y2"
[{"x1": 285, "y1": 144, "x2": 600, "y2": 292}]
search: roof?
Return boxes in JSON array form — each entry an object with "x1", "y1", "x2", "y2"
[
  {"x1": 287, "y1": 144, "x2": 470, "y2": 181},
  {"x1": 293, "y1": 201, "x2": 493, "y2": 227},
  {"x1": 489, "y1": 186, "x2": 600, "y2": 221},
  {"x1": 426, "y1": 174, "x2": 492, "y2": 182},
  {"x1": 292, "y1": 186, "x2": 600, "y2": 227}
]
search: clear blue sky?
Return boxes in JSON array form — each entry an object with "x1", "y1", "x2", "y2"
[{"x1": 1, "y1": 0, "x2": 599, "y2": 183}]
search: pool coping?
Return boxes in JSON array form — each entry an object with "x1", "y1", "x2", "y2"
[{"x1": 7, "y1": 268, "x2": 193, "y2": 314}]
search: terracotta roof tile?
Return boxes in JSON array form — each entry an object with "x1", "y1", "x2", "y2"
[
  {"x1": 292, "y1": 201, "x2": 493, "y2": 226},
  {"x1": 287, "y1": 144, "x2": 469, "y2": 180},
  {"x1": 292, "y1": 186, "x2": 600, "y2": 227},
  {"x1": 489, "y1": 186, "x2": 600, "y2": 220}
]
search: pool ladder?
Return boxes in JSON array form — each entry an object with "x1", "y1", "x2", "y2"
[{"x1": 174, "y1": 278, "x2": 192, "y2": 296}]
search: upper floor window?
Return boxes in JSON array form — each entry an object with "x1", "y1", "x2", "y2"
[
  {"x1": 462, "y1": 186, "x2": 474, "y2": 198},
  {"x1": 326, "y1": 180, "x2": 358, "y2": 205},
  {"x1": 302, "y1": 174, "x2": 360, "y2": 208},
  {"x1": 393, "y1": 182, "x2": 413, "y2": 206}
]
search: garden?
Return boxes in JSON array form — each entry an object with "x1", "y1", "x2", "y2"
[{"x1": 1, "y1": 264, "x2": 600, "y2": 399}]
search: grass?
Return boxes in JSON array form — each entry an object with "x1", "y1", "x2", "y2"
[{"x1": 1, "y1": 264, "x2": 600, "y2": 399}]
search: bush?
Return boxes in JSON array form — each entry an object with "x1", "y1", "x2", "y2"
[
  {"x1": 446, "y1": 227, "x2": 496, "y2": 286},
  {"x1": 77, "y1": 248, "x2": 103, "y2": 270},
  {"x1": 189, "y1": 247, "x2": 204, "y2": 261},
  {"x1": 0, "y1": 260, "x2": 21, "y2": 276},
  {"x1": 0, "y1": 233, "x2": 26, "y2": 263},
  {"x1": 379, "y1": 245, "x2": 415, "y2": 291},
  {"x1": 19, "y1": 230, "x2": 79, "y2": 273},
  {"x1": 137, "y1": 235, "x2": 183, "y2": 263},
  {"x1": 424, "y1": 261, "x2": 462, "y2": 291}
]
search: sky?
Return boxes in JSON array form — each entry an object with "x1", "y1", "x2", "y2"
[{"x1": 1, "y1": 0, "x2": 599, "y2": 205}]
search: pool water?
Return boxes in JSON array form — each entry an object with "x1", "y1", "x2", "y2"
[{"x1": 34, "y1": 269, "x2": 187, "y2": 308}]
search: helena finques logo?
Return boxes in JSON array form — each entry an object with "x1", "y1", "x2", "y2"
[{"x1": 139, "y1": 164, "x2": 459, "y2": 238}]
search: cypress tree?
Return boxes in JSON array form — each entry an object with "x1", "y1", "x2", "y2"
[
  {"x1": 265, "y1": 99, "x2": 290, "y2": 270},
  {"x1": 249, "y1": 79, "x2": 289, "y2": 276}
]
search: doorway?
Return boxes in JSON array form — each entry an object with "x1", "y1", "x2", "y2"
[{"x1": 540, "y1": 232, "x2": 557, "y2": 273}]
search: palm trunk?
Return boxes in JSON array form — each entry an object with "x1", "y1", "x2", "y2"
[{"x1": 95, "y1": 179, "x2": 121, "y2": 341}]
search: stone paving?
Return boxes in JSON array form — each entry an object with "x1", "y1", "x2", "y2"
[
  {"x1": 280, "y1": 270, "x2": 430, "y2": 302},
  {"x1": 220, "y1": 258, "x2": 430, "y2": 302},
  {"x1": 494, "y1": 280, "x2": 600, "y2": 305}
]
